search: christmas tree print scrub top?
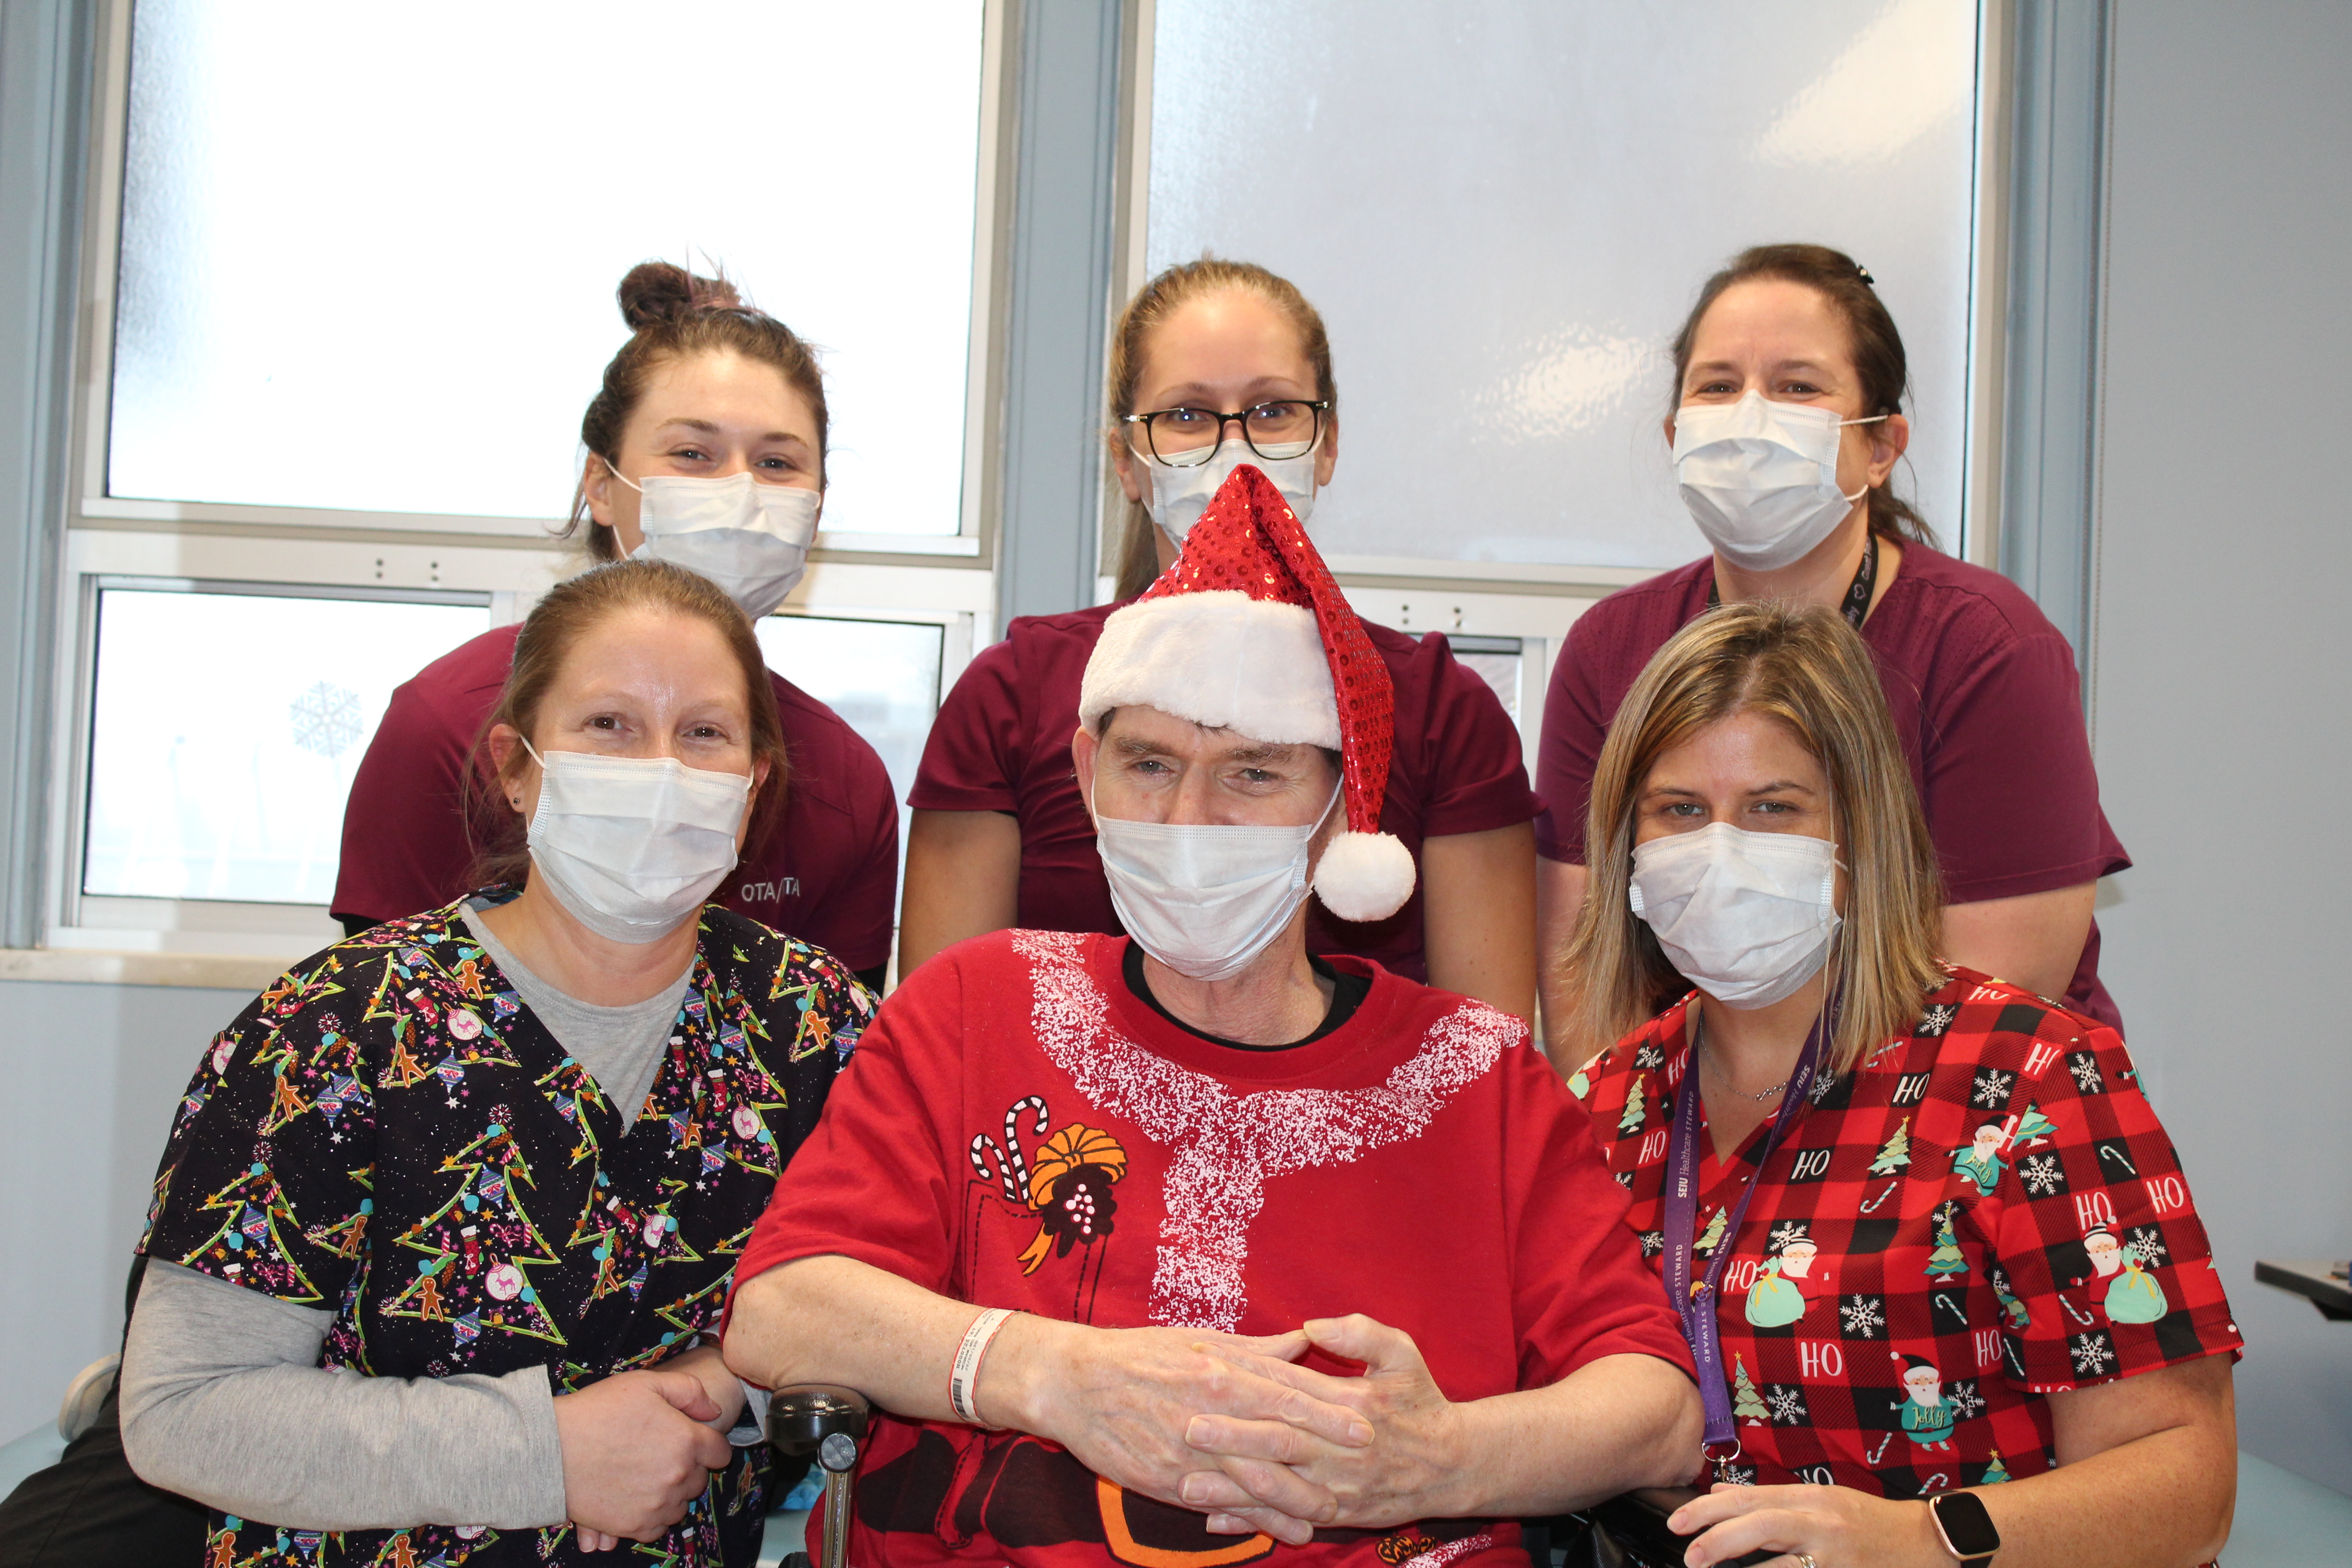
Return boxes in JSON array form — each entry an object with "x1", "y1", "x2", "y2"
[
  {"x1": 1571, "y1": 965, "x2": 2240, "y2": 1498},
  {"x1": 136, "y1": 890, "x2": 873, "y2": 1568}
]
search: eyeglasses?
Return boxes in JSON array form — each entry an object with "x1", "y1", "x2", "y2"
[{"x1": 1121, "y1": 399, "x2": 1331, "y2": 467}]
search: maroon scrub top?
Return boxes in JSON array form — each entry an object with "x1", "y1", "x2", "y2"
[
  {"x1": 908, "y1": 601, "x2": 1538, "y2": 984},
  {"x1": 1534, "y1": 544, "x2": 2129, "y2": 1029},
  {"x1": 332, "y1": 622, "x2": 900, "y2": 973}
]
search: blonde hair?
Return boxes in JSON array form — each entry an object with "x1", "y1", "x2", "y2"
[
  {"x1": 1557, "y1": 601, "x2": 1944, "y2": 1074},
  {"x1": 1104, "y1": 258, "x2": 1337, "y2": 600}
]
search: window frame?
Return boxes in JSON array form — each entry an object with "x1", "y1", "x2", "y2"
[{"x1": 28, "y1": 0, "x2": 1011, "y2": 969}]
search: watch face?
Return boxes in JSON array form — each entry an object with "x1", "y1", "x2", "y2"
[{"x1": 1931, "y1": 1490, "x2": 2002, "y2": 1557}]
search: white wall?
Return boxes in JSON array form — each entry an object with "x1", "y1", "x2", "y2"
[
  {"x1": 2092, "y1": 0, "x2": 2352, "y2": 1493},
  {"x1": 0, "y1": 977, "x2": 248, "y2": 1439}
]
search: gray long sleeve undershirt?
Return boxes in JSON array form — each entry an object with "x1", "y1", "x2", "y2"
[
  {"x1": 121, "y1": 1262, "x2": 568, "y2": 1531},
  {"x1": 118, "y1": 912, "x2": 711, "y2": 1530}
]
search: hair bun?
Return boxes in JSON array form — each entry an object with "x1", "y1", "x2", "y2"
[{"x1": 617, "y1": 260, "x2": 744, "y2": 330}]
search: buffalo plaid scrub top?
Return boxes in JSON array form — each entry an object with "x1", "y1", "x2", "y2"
[{"x1": 1572, "y1": 965, "x2": 2241, "y2": 1496}]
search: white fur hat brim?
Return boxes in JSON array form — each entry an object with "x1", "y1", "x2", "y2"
[{"x1": 1078, "y1": 590, "x2": 1339, "y2": 748}]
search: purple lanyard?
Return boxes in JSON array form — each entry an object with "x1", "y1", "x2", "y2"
[{"x1": 1660, "y1": 1004, "x2": 1832, "y2": 1461}]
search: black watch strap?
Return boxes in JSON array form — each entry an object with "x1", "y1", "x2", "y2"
[{"x1": 1928, "y1": 1490, "x2": 2001, "y2": 1565}]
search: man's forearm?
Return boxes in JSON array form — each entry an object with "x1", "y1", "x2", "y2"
[
  {"x1": 723, "y1": 1255, "x2": 994, "y2": 1424},
  {"x1": 1443, "y1": 1354, "x2": 1701, "y2": 1517}
]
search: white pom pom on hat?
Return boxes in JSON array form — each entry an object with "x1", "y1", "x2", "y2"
[
  {"x1": 1312, "y1": 829, "x2": 1417, "y2": 923},
  {"x1": 1078, "y1": 464, "x2": 1416, "y2": 922}
]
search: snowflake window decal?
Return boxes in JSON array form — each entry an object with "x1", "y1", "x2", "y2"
[
  {"x1": 2020, "y1": 1155, "x2": 2064, "y2": 1196},
  {"x1": 289, "y1": 681, "x2": 365, "y2": 759}
]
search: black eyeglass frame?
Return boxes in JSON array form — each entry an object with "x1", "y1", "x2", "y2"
[{"x1": 1120, "y1": 400, "x2": 1332, "y2": 467}]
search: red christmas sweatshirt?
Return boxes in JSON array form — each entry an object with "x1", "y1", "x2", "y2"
[{"x1": 733, "y1": 929, "x2": 1691, "y2": 1568}]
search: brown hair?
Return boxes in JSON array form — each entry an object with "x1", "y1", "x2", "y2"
[
  {"x1": 1106, "y1": 258, "x2": 1338, "y2": 600},
  {"x1": 1557, "y1": 601, "x2": 1945, "y2": 1076},
  {"x1": 1669, "y1": 242, "x2": 1935, "y2": 549},
  {"x1": 466, "y1": 559, "x2": 789, "y2": 890},
  {"x1": 568, "y1": 261, "x2": 828, "y2": 561}
]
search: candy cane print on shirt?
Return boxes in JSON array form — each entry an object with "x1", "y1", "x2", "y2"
[{"x1": 1012, "y1": 931, "x2": 1513, "y2": 1331}]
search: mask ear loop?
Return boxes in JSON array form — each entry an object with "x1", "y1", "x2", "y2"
[
  {"x1": 509, "y1": 735, "x2": 549, "y2": 814},
  {"x1": 592, "y1": 454, "x2": 647, "y2": 558},
  {"x1": 1313, "y1": 776, "x2": 1343, "y2": 833},
  {"x1": 1833, "y1": 412, "x2": 1891, "y2": 505}
]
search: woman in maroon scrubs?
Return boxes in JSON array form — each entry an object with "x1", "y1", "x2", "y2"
[
  {"x1": 333, "y1": 263, "x2": 898, "y2": 990},
  {"x1": 899, "y1": 259, "x2": 1539, "y2": 1019},
  {"x1": 1536, "y1": 244, "x2": 2128, "y2": 1057}
]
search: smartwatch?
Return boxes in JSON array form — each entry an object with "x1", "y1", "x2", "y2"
[{"x1": 1928, "y1": 1490, "x2": 2001, "y2": 1566}]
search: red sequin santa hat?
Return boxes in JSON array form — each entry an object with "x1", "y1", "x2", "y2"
[{"x1": 1078, "y1": 464, "x2": 1414, "y2": 922}]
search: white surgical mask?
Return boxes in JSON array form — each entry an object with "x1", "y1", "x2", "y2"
[
  {"x1": 1671, "y1": 392, "x2": 1885, "y2": 571},
  {"x1": 1092, "y1": 781, "x2": 1339, "y2": 982},
  {"x1": 613, "y1": 466, "x2": 821, "y2": 619},
  {"x1": 522, "y1": 739, "x2": 751, "y2": 944},
  {"x1": 1145, "y1": 436, "x2": 1320, "y2": 544},
  {"x1": 1628, "y1": 822, "x2": 1840, "y2": 1009}
]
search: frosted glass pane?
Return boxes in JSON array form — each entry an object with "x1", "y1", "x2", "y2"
[
  {"x1": 1450, "y1": 643, "x2": 1523, "y2": 725},
  {"x1": 1149, "y1": 0, "x2": 1979, "y2": 568},
  {"x1": 112, "y1": 1, "x2": 983, "y2": 534},
  {"x1": 85, "y1": 589, "x2": 491, "y2": 904},
  {"x1": 753, "y1": 615, "x2": 944, "y2": 882}
]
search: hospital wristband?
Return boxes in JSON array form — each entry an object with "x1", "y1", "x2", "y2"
[{"x1": 949, "y1": 1307, "x2": 1018, "y2": 1427}]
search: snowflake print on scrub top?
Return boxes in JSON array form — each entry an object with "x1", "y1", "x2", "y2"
[
  {"x1": 139, "y1": 890, "x2": 872, "y2": 1568},
  {"x1": 1573, "y1": 965, "x2": 2241, "y2": 1500}
]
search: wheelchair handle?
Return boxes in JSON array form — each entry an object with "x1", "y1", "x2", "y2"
[
  {"x1": 767, "y1": 1384, "x2": 871, "y2": 1462},
  {"x1": 768, "y1": 1385, "x2": 872, "y2": 1568}
]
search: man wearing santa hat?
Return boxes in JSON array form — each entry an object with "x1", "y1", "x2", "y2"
[{"x1": 723, "y1": 468, "x2": 1699, "y2": 1568}]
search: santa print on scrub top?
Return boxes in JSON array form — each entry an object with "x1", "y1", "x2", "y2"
[
  {"x1": 1742, "y1": 1222, "x2": 1836, "y2": 1328},
  {"x1": 1574, "y1": 965, "x2": 2242, "y2": 1498}
]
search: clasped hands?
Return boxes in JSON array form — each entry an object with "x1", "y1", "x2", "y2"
[
  {"x1": 1014, "y1": 1312, "x2": 1462, "y2": 1548},
  {"x1": 553, "y1": 1343, "x2": 745, "y2": 1553}
]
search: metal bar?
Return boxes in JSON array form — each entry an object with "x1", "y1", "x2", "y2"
[
  {"x1": 1998, "y1": 0, "x2": 2112, "y2": 675},
  {"x1": 821, "y1": 1465, "x2": 855, "y2": 1568},
  {"x1": 995, "y1": 0, "x2": 1126, "y2": 626},
  {"x1": 0, "y1": 0, "x2": 96, "y2": 949}
]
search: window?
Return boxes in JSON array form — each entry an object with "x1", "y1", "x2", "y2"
[
  {"x1": 1445, "y1": 635, "x2": 1525, "y2": 725},
  {"x1": 1144, "y1": 0, "x2": 1986, "y2": 573},
  {"x1": 108, "y1": 0, "x2": 988, "y2": 541},
  {"x1": 753, "y1": 613, "x2": 947, "y2": 880},
  {"x1": 83, "y1": 582, "x2": 490, "y2": 906},
  {"x1": 35, "y1": 0, "x2": 1006, "y2": 963}
]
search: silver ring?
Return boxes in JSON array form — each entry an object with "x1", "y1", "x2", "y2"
[{"x1": 1797, "y1": 1555, "x2": 1818, "y2": 1568}]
